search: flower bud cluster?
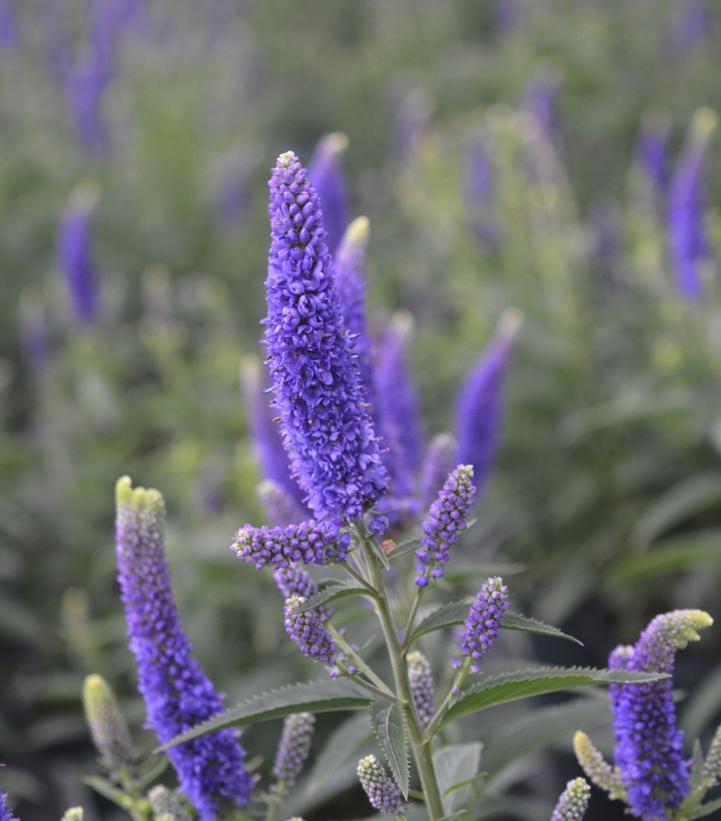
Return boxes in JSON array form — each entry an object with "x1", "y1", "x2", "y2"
[
  {"x1": 272, "y1": 713, "x2": 316, "y2": 786},
  {"x1": 356, "y1": 754, "x2": 406, "y2": 815},
  {"x1": 232, "y1": 521, "x2": 348, "y2": 570},
  {"x1": 550, "y1": 778, "x2": 591, "y2": 821},
  {"x1": 457, "y1": 576, "x2": 510, "y2": 672},
  {"x1": 274, "y1": 567, "x2": 332, "y2": 622},
  {"x1": 407, "y1": 651, "x2": 435, "y2": 724},
  {"x1": 283, "y1": 595, "x2": 337, "y2": 666}
]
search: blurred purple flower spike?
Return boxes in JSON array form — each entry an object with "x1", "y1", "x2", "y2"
[
  {"x1": 635, "y1": 108, "x2": 671, "y2": 200},
  {"x1": 523, "y1": 69, "x2": 561, "y2": 147},
  {"x1": 667, "y1": 108, "x2": 716, "y2": 301},
  {"x1": 672, "y1": 0, "x2": 709, "y2": 53},
  {"x1": 309, "y1": 132, "x2": 350, "y2": 253},
  {"x1": 58, "y1": 184, "x2": 100, "y2": 324},
  {"x1": 391, "y1": 87, "x2": 431, "y2": 161},
  {"x1": 0, "y1": 0, "x2": 17, "y2": 49}
]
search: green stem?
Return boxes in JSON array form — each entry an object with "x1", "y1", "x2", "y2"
[
  {"x1": 425, "y1": 658, "x2": 471, "y2": 741},
  {"x1": 327, "y1": 625, "x2": 396, "y2": 699},
  {"x1": 356, "y1": 527, "x2": 445, "y2": 821},
  {"x1": 117, "y1": 767, "x2": 150, "y2": 821},
  {"x1": 265, "y1": 781, "x2": 286, "y2": 821}
]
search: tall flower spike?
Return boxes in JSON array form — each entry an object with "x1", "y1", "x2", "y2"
[
  {"x1": 82, "y1": 674, "x2": 132, "y2": 771},
  {"x1": 668, "y1": 108, "x2": 717, "y2": 301},
  {"x1": 609, "y1": 609, "x2": 713, "y2": 820},
  {"x1": 415, "y1": 465, "x2": 476, "y2": 588},
  {"x1": 357, "y1": 754, "x2": 406, "y2": 815},
  {"x1": 0, "y1": 791, "x2": 18, "y2": 821},
  {"x1": 274, "y1": 566, "x2": 332, "y2": 622},
  {"x1": 455, "y1": 310, "x2": 520, "y2": 498},
  {"x1": 335, "y1": 216, "x2": 374, "y2": 402},
  {"x1": 265, "y1": 151, "x2": 388, "y2": 522},
  {"x1": 283, "y1": 595, "x2": 337, "y2": 667},
  {"x1": 308, "y1": 132, "x2": 350, "y2": 253},
  {"x1": 272, "y1": 713, "x2": 316, "y2": 787},
  {"x1": 457, "y1": 576, "x2": 510, "y2": 672},
  {"x1": 257, "y1": 480, "x2": 305, "y2": 527},
  {"x1": 420, "y1": 433, "x2": 458, "y2": 508},
  {"x1": 407, "y1": 650, "x2": 435, "y2": 724},
  {"x1": 115, "y1": 477, "x2": 252, "y2": 819},
  {"x1": 550, "y1": 778, "x2": 590, "y2": 821},
  {"x1": 573, "y1": 731, "x2": 626, "y2": 801},
  {"x1": 232, "y1": 520, "x2": 348, "y2": 570},
  {"x1": 58, "y1": 183, "x2": 100, "y2": 323}
]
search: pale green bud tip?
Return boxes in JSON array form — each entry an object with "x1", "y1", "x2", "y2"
[
  {"x1": 115, "y1": 476, "x2": 164, "y2": 514},
  {"x1": 278, "y1": 151, "x2": 297, "y2": 168},
  {"x1": 499, "y1": 307, "x2": 523, "y2": 341},
  {"x1": 658, "y1": 609, "x2": 713, "y2": 651},
  {"x1": 342, "y1": 216, "x2": 370, "y2": 249},
  {"x1": 551, "y1": 777, "x2": 591, "y2": 821},
  {"x1": 319, "y1": 131, "x2": 349, "y2": 157},
  {"x1": 573, "y1": 731, "x2": 626, "y2": 800},
  {"x1": 82, "y1": 674, "x2": 132, "y2": 770},
  {"x1": 70, "y1": 180, "x2": 101, "y2": 212},
  {"x1": 285, "y1": 817, "x2": 306, "y2": 821},
  {"x1": 692, "y1": 107, "x2": 717, "y2": 140},
  {"x1": 61, "y1": 809, "x2": 84, "y2": 821}
]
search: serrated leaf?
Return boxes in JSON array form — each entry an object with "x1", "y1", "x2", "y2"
[
  {"x1": 691, "y1": 797, "x2": 721, "y2": 819},
  {"x1": 293, "y1": 584, "x2": 373, "y2": 614},
  {"x1": 370, "y1": 701, "x2": 410, "y2": 798},
  {"x1": 434, "y1": 742, "x2": 483, "y2": 814},
  {"x1": 159, "y1": 680, "x2": 371, "y2": 751},
  {"x1": 443, "y1": 668, "x2": 668, "y2": 724},
  {"x1": 502, "y1": 612, "x2": 583, "y2": 646}
]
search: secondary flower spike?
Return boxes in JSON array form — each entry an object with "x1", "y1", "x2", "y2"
[
  {"x1": 415, "y1": 464, "x2": 476, "y2": 587},
  {"x1": 274, "y1": 566, "x2": 333, "y2": 621},
  {"x1": 272, "y1": 712, "x2": 316, "y2": 787},
  {"x1": 457, "y1": 576, "x2": 510, "y2": 672},
  {"x1": 407, "y1": 650, "x2": 435, "y2": 724},
  {"x1": 609, "y1": 609, "x2": 713, "y2": 820},
  {"x1": 115, "y1": 477, "x2": 252, "y2": 820},
  {"x1": 82, "y1": 674, "x2": 132, "y2": 772},
  {"x1": 357, "y1": 754, "x2": 406, "y2": 815},
  {"x1": 573, "y1": 731, "x2": 626, "y2": 801},
  {"x1": 265, "y1": 151, "x2": 388, "y2": 522},
  {"x1": 309, "y1": 132, "x2": 350, "y2": 252},
  {"x1": 283, "y1": 595, "x2": 337, "y2": 667},
  {"x1": 550, "y1": 778, "x2": 591, "y2": 821},
  {"x1": 58, "y1": 183, "x2": 100, "y2": 323},
  {"x1": 232, "y1": 520, "x2": 348, "y2": 570}
]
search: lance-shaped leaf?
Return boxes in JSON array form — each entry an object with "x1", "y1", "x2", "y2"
[
  {"x1": 158, "y1": 680, "x2": 372, "y2": 751},
  {"x1": 434, "y1": 742, "x2": 483, "y2": 814},
  {"x1": 292, "y1": 583, "x2": 374, "y2": 614},
  {"x1": 370, "y1": 701, "x2": 410, "y2": 799},
  {"x1": 690, "y1": 797, "x2": 721, "y2": 819},
  {"x1": 443, "y1": 667, "x2": 667, "y2": 725}
]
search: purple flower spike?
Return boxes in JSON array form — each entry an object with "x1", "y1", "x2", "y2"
[
  {"x1": 455, "y1": 310, "x2": 520, "y2": 497},
  {"x1": 274, "y1": 566, "x2": 333, "y2": 622},
  {"x1": 58, "y1": 185, "x2": 100, "y2": 324},
  {"x1": 265, "y1": 151, "x2": 388, "y2": 523},
  {"x1": 610, "y1": 609, "x2": 713, "y2": 820},
  {"x1": 232, "y1": 520, "x2": 348, "y2": 570},
  {"x1": 415, "y1": 465, "x2": 476, "y2": 588},
  {"x1": 407, "y1": 650, "x2": 435, "y2": 725},
  {"x1": 523, "y1": 70, "x2": 561, "y2": 147},
  {"x1": 115, "y1": 477, "x2": 252, "y2": 820},
  {"x1": 309, "y1": 132, "x2": 350, "y2": 253},
  {"x1": 272, "y1": 713, "x2": 316, "y2": 787},
  {"x1": 0, "y1": 791, "x2": 18, "y2": 821},
  {"x1": 0, "y1": 0, "x2": 17, "y2": 49},
  {"x1": 668, "y1": 108, "x2": 717, "y2": 301},
  {"x1": 635, "y1": 109, "x2": 670, "y2": 198},
  {"x1": 284, "y1": 595, "x2": 337, "y2": 666},
  {"x1": 357, "y1": 754, "x2": 406, "y2": 815},
  {"x1": 420, "y1": 433, "x2": 458, "y2": 509},
  {"x1": 257, "y1": 480, "x2": 305, "y2": 527},
  {"x1": 335, "y1": 216, "x2": 374, "y2": 402},
  {"x1": 457, "y1": 576, "x2": 510, "y2": 672},
  {"x1": 550, "y1": 778, "x2": 591, "y2": 821}
]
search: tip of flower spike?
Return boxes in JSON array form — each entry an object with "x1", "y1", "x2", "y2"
[
  {"x1": 317, "y1": 131, "x2": 349, "y2": 158},
  {"x1": 388, "y1": 309, "x2": 415, "y2": 340},
  {"x1": 692, "y1": 107, "x2": 718, "y2": 140},
  {"x1": 498, "y1": 307, "x2": 523, "y2": 341},
  {"x1": 657, "y1": 609, "x2": 713, "y2": 648},
  {"x1": 341, "y1": 215, "x2": 370, "y2": 249},
  {"x1": 69, "y1": 180, "x2": 101, "y2": 213},
  {"x1": 115, "y1": 476, "x2": 164, "y2": 513},
  {"x1": 277, "y1": 151, "x2": 298, "y2": 169}
]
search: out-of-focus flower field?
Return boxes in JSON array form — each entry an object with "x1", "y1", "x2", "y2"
[{"x1": 2, "y1": 1, "x2": 721, "y2": 818}]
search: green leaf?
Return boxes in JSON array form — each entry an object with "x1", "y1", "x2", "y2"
[
  {"x1": 158, "y1": 680, "x2": 371, "y2": 751},
  {"x1": 370, "y1": 701, "x2": 410, "y2": 799},
  {"x1": 84, "y1": 776, "x2": 133, "y2": 810},
  {"x1": 367, "y1": 534, "x2": 391, "y2": 570},
  {"x1": 433, "y1": 742, "x2": 483, "y2": 814},
  {"x1": 443, "y1": 668, "x2": 668, "y2": 724},
  {"x1": 293, "y1": 584, "x2": 373, "y2": 614},
  {"x1": 502, "y1": 612, "x2": 583, "y2": 646},
  {"x1": 609, "y1": 530, "x2": 721, "y2": 584},
  {"x1": 691, "y1": 797, "x2": 721, "y2": 819}
]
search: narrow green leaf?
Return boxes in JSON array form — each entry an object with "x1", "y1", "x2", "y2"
[
  {"x1": 158, "y1": 680, "x2": 371, "y2": 751},
  {"x1": 293, "y1": 584, "x2": 373, "y2": 614},
  {"x1": 443, "y1": 668, "x2": 668, "y2": 724},
  {"x1": 434, "y1": 743, "x2": 483, "y2": 814},
  {"x1": 691, "y1": 797, "x2": 721, "y2": 819},
  {"x1": 367, "y1": 534, "x2": 391, "y2": 570},
  {"x1": 609, "y1": 530, "x2": 721, "y2": 584},
  {"x1": 84, "y1": 776, "x2": 133, "y2": 810},
  {"x1": 370, "y1": 701, "x2": 410, "y2": 798},
  {"x1": 502, "y1": 612, "x2": 583, "y2": 646}
]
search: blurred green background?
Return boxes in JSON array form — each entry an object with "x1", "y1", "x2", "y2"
[{"x1": 2, "y1": 1, "x2": 721, "y2": 818}]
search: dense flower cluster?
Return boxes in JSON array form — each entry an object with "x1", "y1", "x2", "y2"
[
  {"x1": 283, "y1": 595, "x2": 338, "y2": 666},
  {"x1": 415, "y1": 465, "x2": 476, "y2": 587},
  {"x1": 420, "y1": 433, "x2": 457, "y2": 507},
  {"x1": 407, "y1": 650, "x2": 435, "y2": 724},
  {"x1": 82, "y1": 674, "x2": 132, "y2": 771},
  {"x1": 550, "y1": 778, "x2": 591, "y2": 821},
  {"x1": 457, "y1": 576, "x2": 510, "y2": 672},
  {"x1": 232, "y1": 520, "x2": 348, "y2": 570},
  {"x1": 272, "y1": 713, "x2": 316, "y2": 786},
  {"x1": 609, "y1": 609, "x2": 713, "y2": 819},
  {"x1": 115, "y1": 477, "x2": 252, "y2": 820},
  {"x1": 274, "y1": 566, "x2": 332, "y2": 622},
  {"x1": 357, "y1": 754, "x2": 406, "y2": 815},
  {"x1": 264, "y1": 150, "x2": 388, "y2": 522}
]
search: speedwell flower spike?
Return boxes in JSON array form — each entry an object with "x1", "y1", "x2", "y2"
[
  {"x1": 265, "y1": 150, "x2": 388, "y2": 523},
  {"x1": 357, "y1": 754, "x2": 407, "y2": 815},
  {"x1": 309, "y1": 132, "x2": 350, "y2": 253},
  {"x1": 115, "y1": 477, "x2": 252, "y2": 820},
  {"x1": 457, "y1": 576, "x2": 510, "y2": 672},
  {"x1": 232, "y1": 520, "x2": 348, "y2": 570},
  {"x1": 609, "y1": 609, "x2": 713, "y2": 820},
  {"x1": 274, "y1": 566, "x2": 332, "y2": 622},
  {"x1": 283, "y1": 595, "x2": 338, "y2": 667},
  {"x1": 407, "y1": 650, "x2": 435, "y2": 725},
  {"x1": 272, "y1": 712, "x2": 316, "y2": 787},
  {"x1": 415, "y1": 464, "x2": 476, "y2": 588},
  {"x1": 58, "y1": 183, "x2": 100, "y2": 323},
  {"x1": 82, "y1": 674, "x2": 132, "y2": 772},
  {"x1": 550, "y1": 778, "x2": 591, "y2": 821}
]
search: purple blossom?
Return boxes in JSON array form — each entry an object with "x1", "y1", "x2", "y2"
[
  {"x1": 672, "y1": 0, "x2": 709, "y2": 52},
  {"x1": 550, "y1": 778, "x2": 591, "y2": 821},
  {"x1": 272, "y1": 712, "x2": 316, "y2": 786},
  {"x1": 257, "y1": 480, "x2": 305, "y2": 527},
  {"x1": 415, "y1": 465, "x2": 476, "y2": 588},
  {"x1": 457, "y1": 576, "x2": 510, "y2": 672},
  {"x1": 335, "y1": 216, "x2": 374, "y2": 401},
  {"x1": 420, "y1": 433, "x2": 457, "y2": 508},
  {"x1": 264, "y1": 151, "x2": 388, "y2": 523},
  {"x1": 357, "y1": 754, "x2": 406, "y2": 815},
  {"x1": 308, "y1": 133, "x2": 349, "y2": 253},
  {"x1": 274, "y1": 566, "x2": 333, "y2": 622},
  {"x1": 455, "y1": 311, "x2": 520, "y2": 497},
  {"x1": 231, "y1": 520, "x2": 348, "y2": 570},
  {"x1": 407, "y1": 650, "x2": 435, "y2": 725},
  {"x1": 0, "y1": 791, "x2": 18, "y2": 821},
  {"x1": 115, "y1": 477, "x2": 252, "y2": 820},
  {"x1": 495, "y1": 0, "x2": 524, "y2": 32},
  {"x1": 283, "y1": 594, "x2": 337, "y2": 666},
  {"x1": 0, "y1": 0, "x2": 17, "y2": 49},
  {"x1": 635, "y1": 110, "x2": 670, "y2": 198},
  {"x1": 58, "y1": 186, "x2": 100, "y2": 323},
  {"x1": 524, "y1": 71, "x2": 560, "y2": 147},
  {"x1": 667, "y1": 109, "x2": 716, "y2": 301},
  {"x1": 609, "y1": 609, "x2": 713, "y2": 819}
]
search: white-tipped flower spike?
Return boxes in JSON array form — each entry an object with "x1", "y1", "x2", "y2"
[
  {"x1": 357, "y1": 754, "x2": 406, "y2": 815},
  {"x1": 407, "y1": 651, "x2": 435, "y2": 724},
  {"x1": 61, "y1": 810, "x2": 84, "y2": 821},
  {"x1": 272, "y1": 713, "x2": 316, "y2": 787},
  {"x1": 550, "y1": 778, "x2": 591, "y2": 821},
  {"x1": 147, "y1": 785, "x2": 191, "y2": 821},
  {"x1": 82, "y1": 674, "x2": 132, "y2": 771},
  {"x1": 573, "y1": 731, "x2": 626, "y2": 801},
  {"x1": 702, "y1": 724, "x2": 721, "y2": 791}
]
